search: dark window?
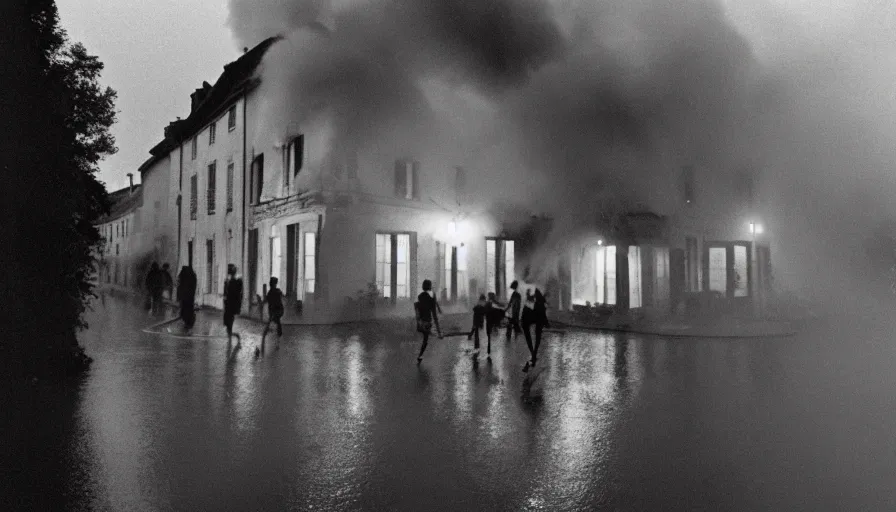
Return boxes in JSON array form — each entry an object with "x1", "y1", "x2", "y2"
[
  {"x1": 191, "y1": 137, "x2": 197, "y2": 160},
  {"x1": 207, "y1": 161, "x2": 217, "y2": 214},
  {"x1": 115, "y1": 244, "x2": 119, "y2": 255},
  {"x1": 228, "y1": 106, "x2": 236, "y2": 130},
  {"x1": 190, "y1": 174, "x2": 197, "y2": 220},
  {"x1": 682, "y1": 166, "x2": 694, "y2": 205},
  {"x1": 394, "y1": 160, "x2": 419, "y2": 200},
  {"x1": 288, "y1": 135, "x2": 304, "y2": 176},
  {"x1": 226, "y1": 162, "x2": 234, "y2": 212},
  {"x1": 209, "y1": 122, "x2": 216, "y2": 145},
  {"x1": 251, "y1": 154, "x2": 264, "y2": 204}
]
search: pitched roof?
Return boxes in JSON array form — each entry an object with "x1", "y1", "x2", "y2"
[
  {"x1": 96, "y1": 184, "x2": 142, "y2": 224},
  {"x1": 138, "y1": 36, "x2": 281, "y2": 173}
]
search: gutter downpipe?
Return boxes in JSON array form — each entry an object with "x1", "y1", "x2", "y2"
[
  {"x1": 177, "y1": 143, "x2": 183, "y2": 271},
  {"x1": 241, "y1": 93, "x2": 248, "y2": 309}
]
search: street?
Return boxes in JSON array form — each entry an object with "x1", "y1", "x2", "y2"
[{"x1": 4, "y1": 293, "x2": 896, "y2": 511}]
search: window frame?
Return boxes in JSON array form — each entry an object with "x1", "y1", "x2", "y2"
[
  {"x1": 209, "y1": 121, "x2": 216, "y2": 145},
  {"x1": 227, "y1": 105, "x2": 236, "y2": 131},
  {"x1": 207, "y1": 161, "x2": 217, "y2": 214},
  {"x1": 375, "y1": 232, "x2": 414, "y2": 302}
]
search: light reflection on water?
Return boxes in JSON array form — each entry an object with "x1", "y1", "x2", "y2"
[{"x1": 9, "y1": 295, "x2": 896, "y2": 510}]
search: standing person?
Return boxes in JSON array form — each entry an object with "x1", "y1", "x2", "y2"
[
  {"x1": 531, "y1": 289, "x2": 550, "y2": 364},
  {"x1": 223, "y1": 264, "x2": 244, "y2": 344},
  {"x1": 521, "y1": 289, "x2": 536, "y2": 371},
  {"x1": 468, "y1": 294, "x2": 487, "y2": 357},
  {"x1": 261, "y1": 277, "x2": 284, "y2": 345},
  {"x1": 414, "y1": 279, "x2": 442, "y2": 363},
  {"x1": 177, "y1": 265, "x2": 197, "y2": 329},
  {"x1": 161, "y1": 263, "x2": 174, "y2": 301},
  {"x1": 484, "y1": 292, "x2": 504, "y2": 357},
  {"x1": 145, "y1": 262, "x2": 164, "y2": 314},
  {"x1": 504, "y1": 280, "x2": 522, "y2": 341}
]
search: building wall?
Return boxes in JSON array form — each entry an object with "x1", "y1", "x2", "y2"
[
  {"x1": 97, "y1": 208, "x2": 139, "y2": 290},
  {"x1": 139, "y1": 156, "x2": 177, "y2": 269}
]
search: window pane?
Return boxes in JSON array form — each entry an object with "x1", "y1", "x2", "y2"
[
  {"x1": 504, "y1": 241, "x2": 515, "y2": 288},
  {"x1": 304, "y1": 232, "x2": 315, "y2": 294},
  {"x1": 596, "y1": 246, "x2": 606, "y2": 304},
  {"x1": 444, "y1": 244, "x2": 453, "y2": 299},
  {"x1": 397, "y1": 234, "x2": 410, "y2": 298},
  {"x1": 486, "y1": 240, "x2": 496, "y2": 295},
  {"x1": 709, "y1": 247, "x2": 727, "y2": 293},
  {"x1": 628, "y1": 246, "x2": 642, "y2": 308},
  {"x1": 734, "y1": 245, "x2": 748, "y2": 297},
  {"x1": 606, "y1": 245, "x2": 617, "y2": 305}
]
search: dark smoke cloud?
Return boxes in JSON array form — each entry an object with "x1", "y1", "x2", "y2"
[{"x1": 228, "y1": 0, "x2": 896, "y2": 302}]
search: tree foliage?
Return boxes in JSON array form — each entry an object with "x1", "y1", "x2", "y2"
[{"x1": 0, "y1": 1, "x2": 117, "y2": 379}]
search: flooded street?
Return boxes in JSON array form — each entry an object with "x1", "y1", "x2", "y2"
[{"x1": 4, "y1": 294, "x2": 896, "y2": 511}]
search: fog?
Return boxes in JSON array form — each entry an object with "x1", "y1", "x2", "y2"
[{"x1": 227, "y1": 0, "x2": 896, "y2": 310}]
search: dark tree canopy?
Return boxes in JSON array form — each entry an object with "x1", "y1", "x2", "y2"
[{"x1": 0, "y1": 0, "x2": 117, "y2": 380}]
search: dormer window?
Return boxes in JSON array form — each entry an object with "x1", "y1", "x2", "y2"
[{"x1": 228, "y1": 106, "x2": 236, "y2": 131}]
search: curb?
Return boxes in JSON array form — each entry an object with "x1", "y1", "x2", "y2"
[{"x1": 553, "y1": 321, "x2": 798, "y2": 339}]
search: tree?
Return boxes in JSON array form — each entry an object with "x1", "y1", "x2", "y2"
[{"x1": 0, "y1": 1, "x2": 117, "y2": 380}]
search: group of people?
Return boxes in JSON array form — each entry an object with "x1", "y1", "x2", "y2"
[
  {"x1": 145, "y1": 262, "x2": 174, "y2": 314},
  {"x1": 415, "y1": 279, "x2": 550, "y2": 372}
]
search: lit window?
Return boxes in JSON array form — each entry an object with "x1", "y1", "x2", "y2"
[
  {"x1": 304, "y1": 232, "x2": 315, "y2": 294},
  {"x1": 375, "y1": 233, "x2": 412, "y2": 299},
  {"x1": 628, "y1": 246, "x2": 642, "y2": 308}
]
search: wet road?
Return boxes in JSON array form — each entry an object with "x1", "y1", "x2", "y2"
[{"x1": 4, "y1": 294, "x2": 896, "y2": 511}]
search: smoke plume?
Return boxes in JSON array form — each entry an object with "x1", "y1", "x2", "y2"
[{"x1": 228, "y1": 0, "x2": 896, "y2": 304}]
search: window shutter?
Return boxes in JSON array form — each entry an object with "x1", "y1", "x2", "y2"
[
  {"x1": 394, "y1": 160, "x2": 405, "y2": 197},
  {"x1": 412, "y1": 161, "x2": 420, "y2": 200}
]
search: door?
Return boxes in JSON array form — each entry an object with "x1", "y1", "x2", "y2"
[{"x1": 248, "y1": 228, "x2": 258, "y2": 305}]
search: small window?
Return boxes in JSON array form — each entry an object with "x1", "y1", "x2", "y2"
[
  {"x1": 226, "y1": 162, "x2": 234, "y2": 212},
  {"x1": 207, "y1": 161, "x2": 217, "y2": 214},
  {"x1": 228, "y1": 106, "x2": 236, "y2": 131},
  {"x1": 191, "y1": 137, "x2": 197, "y2": 160},
  {"x1": 394, "y1": 160, "x2": 419, "y2": 200},
  {"x1": 209, "y1": 122, "x2": 216, "y2": 145}
]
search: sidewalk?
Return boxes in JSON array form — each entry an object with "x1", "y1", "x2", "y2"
[{"x1": 551, "y1": 310, "x2": 798, "y2": 338}]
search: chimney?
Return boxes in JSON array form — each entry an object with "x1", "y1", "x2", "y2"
[
  {"x1": 127, "y1": 173, "x2": 134, "y2": 194},
  {"x1": 189, "y1": 82, "x2": 213, "y2": 114}
]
